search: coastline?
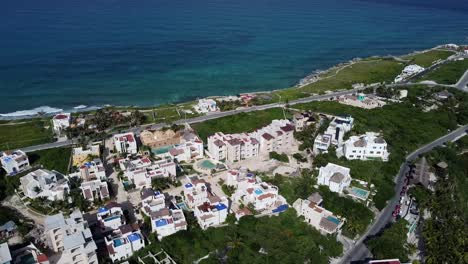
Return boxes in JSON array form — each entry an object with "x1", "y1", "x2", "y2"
[{"x1": 0, "y1": 44, "x2": 462, "y2": 121}]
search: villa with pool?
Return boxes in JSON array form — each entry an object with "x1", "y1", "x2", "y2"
[{"x1": 293, "y1": 193, "x2": 344, "y2": 234}]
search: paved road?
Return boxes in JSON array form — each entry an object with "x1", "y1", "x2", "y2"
[
  {"x1": 454, "y1": 69, "x2": 468, "y2": 91},
  {"x1": 339, "y1": 124, "x2": 468, "y2": 264},
  {"x1": 21, "y1": 139, "x2": 74, "y2": 153},
  {"x1": 128, "y1": 88, "x2": 364, "y2": 134}
]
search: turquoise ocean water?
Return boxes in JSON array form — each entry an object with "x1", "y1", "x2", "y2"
[{"x1": 0, "y1": 0, "x2": 467, "y2": 115}]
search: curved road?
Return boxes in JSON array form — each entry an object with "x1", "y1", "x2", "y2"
[{"x1": 338, "y1": 124, "x2": 468, "y2": 264}]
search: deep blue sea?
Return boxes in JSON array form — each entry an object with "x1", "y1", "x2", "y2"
[{"x1": 0, "y1": 0, "x2": 467, "y2": 115}]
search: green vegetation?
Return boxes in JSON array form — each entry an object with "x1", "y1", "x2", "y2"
[
  {"x1": 403, "y1": 49, "x2": 454, "y2": 67},
  {"x1": 0, "y1": 206, "x2": 34, "y2": 237},
  {"x1": 294, "y1": 124, "x2": 317, "y2": 150},
  {"x1": 269, "y1": 151, "x2": 289, "y2": 163},
  {"x1": 418, "y1": 59, "x2": 468, "y2": 84},
  {"x1": 292, "y1": 153, "x2": 307, "y2": 163},
  {"x1": 131, "y1": 210, "x2": 342, "y2": 264},
  {"x1": 221, "y1": 184, "x2": 236, "y2": 197},
  {"x1": 300, "y1": 59, "x2": 404, "y2": 93},
  {"x1": 193, "y1": 108, "x2": 289, "y2": 141},
  {"x1": 151, "y1": 177, "x2": 173, "y2": 191},
  {"x1": 408, "y1": 143, "x2": 468, "y2": 264},
  {"x1": 0, "y1": 120, "x2": 53, "y2": 150},
  {"x1": 366, "y1": 219, "x2": 410, "y2": 261},
  {"x1": 295, "y1": 87, "x2": 464, "y2": 209},
  {"x1": 28, "y1": 147, "x2": 72, "y2": 174}
]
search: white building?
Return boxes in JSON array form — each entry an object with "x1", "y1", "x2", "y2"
[
  {"x1": 44, "y1": 210, "x2": 98, "y2": 264},
  {"x1": 194, "y1": 196, "x2": 229, "y2": 230},
  {"x1": 4, "y1": 243, "x2": 49, "y2": 264},
  {"x1": 1, "y1": 150, "x2": 30, "y2": 176},
  {"x1": 140, "y1": 189, "x2": 187, "y2": 240},
  {"x1": 52, "y1": 113, "x2": 71, "y2": 135},
  {"x1": 317, "y1": 163, "x2": 352, "y2": 193},
  {"x1": 105, "y1": 224, "x2": 145, "y2": 263},
  {"x1": 0, "y1": 242, "x2": 11, "y2": 264},
  {"x1": 340, "y1": 132, "x2": 389, "y2": 161},
  {"x1": 207, "y1": 119, "x2": 295, "y2": 162},
  {"x1": 68, "y1": 158, "x2": 109, "y2": 201},
  {"x1": 394, "y1": 64, "x2": 425, "y2": 83},
  {"x1": 183, "y1": 176, "x2": 209, "y2": 209},
  {"x1": 20, "y1": 169, "x2": 69, "y2": 201},
  {"x1": 119, "y1": 156, "x2": 176, "y2": 189},
  {"x1": 194, "y1": 99, "x2": 218, "y2": 113},
  {"x1": 113, "y1": 132, "x2": 137, "y2": 154},
  {"x1": 313, "y1": 115, "x2": 354, "y2": 155},
  {"x1": 293, "y1": 193, "x2": 344, "y2": 234},
  {"x1": 97, "y1": 203, "x2": 126, "y2": 232}
]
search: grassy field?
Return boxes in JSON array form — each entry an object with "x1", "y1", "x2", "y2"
[
  {"x1": 403, "y1": 49, "x2": 454, "y2": 67},
  {"x1": 0, "y1": 120, "x2": 54, "y2": 151},
  {"x1": 193, "y1": 108, "x2": 289, "y2": 141},
  {"x1": 28, "y1": 147, "x2": 72, "y2": 174},
  {"x1": 418, "y1": 59, "x2": 468, "y2": 84},
  {"x1": 299, "y1": 58, "x2": 405, "y2": 94}
]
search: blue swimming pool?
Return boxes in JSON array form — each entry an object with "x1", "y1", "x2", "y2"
[
  {"x1": 254, "y1": 189, "x2": 263, "y2": 195},
  {"x1": 200, "y1": 160, "x2": 216, "y2": 170},
  {"x1": 326, "y1": 216, "x2": 341, "y2": 225},
  {"x1": 152, "y1": 145, "x2": 174, "y2": 155},
  {"x1": 113, "y1": 238, "x2": 124, "y2": 247},
  {"x1": 350, "y1": 187, "x2": 370, "y2": 200},
  {"x1": 104, "y1": 215, "x2": 120, "y2": 222},
  {"x1": 128, "y1": 233, "x2": 141, "y2": 242},
  {"x1": 155, "y1": 219, "x2": 168, "y2": 227}
]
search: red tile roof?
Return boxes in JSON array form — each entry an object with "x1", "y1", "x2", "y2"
[{"x1": 262, "y1": 133, "x2": 274, "y2": 140}]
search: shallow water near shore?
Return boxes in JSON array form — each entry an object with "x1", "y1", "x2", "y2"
[{"x1": 0, "y1": 0, "x2": 467, "y2": 115}]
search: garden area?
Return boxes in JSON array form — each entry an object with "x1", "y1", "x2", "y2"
[{"x1": 0, "y1": 119, "x2": 54, "y2": 150}]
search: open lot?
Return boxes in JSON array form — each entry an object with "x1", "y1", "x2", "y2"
[
  {"x1": 402, "y1": 49, "x2": 454, "y2": 67},
  {"x1": 417, "y1": 59, "x2": 468, "y2": 84},
  {"x1": 0, "y1": 120, "x2": 54, "y2": 150},
  {"x1": 299, "y1": 58, "x2": 405, "y2": 94},
  {"x1": 28, "y1": 147, "x2": 72, "y2": 174}
]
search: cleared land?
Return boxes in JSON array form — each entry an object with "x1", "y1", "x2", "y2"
[
  {"x1": 299, "y1": 59, "x2": 405, "y2": 94},
  {"x1": 418, "y1": 59, "x2": 468, "y2": 84},
  {"x1": 403, "y1": 49, "x2": 454, "y2": 67},
  {"x1": 28, "y1": 147, "x2": 72, "y2": 174},
  {"x1": 0, "y1": 120, "x2": 54, "y2": 150}
]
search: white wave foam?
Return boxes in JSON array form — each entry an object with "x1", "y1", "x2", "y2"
[
  {"x1": 0, "y1": 106, "x2": 63, "y2": 117},
  {"x1": 73, "y1": 105, "x2": 87, "y2": 109}
]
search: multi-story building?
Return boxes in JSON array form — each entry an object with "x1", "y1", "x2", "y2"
[
  {"x1": 113, "y1": 132, "x2": 137, "y2": 154},
  {"x1": 317, "y1": 163, "x2": 352, "y2": 194},
  {"x1": 166, "y1": 130, "x2": 204, "y2": 162},
  {"x1": 68, "y1": 159, "x2": 109, "y2": 202},
  {"x1": 207, "y1": 119, "x2": 295, "y2": 162},
  {"x1": 340, "y1": 132, "x2": 389, "y2": 161},
  {"x1": 97, "y1": 203, "x2": 126, "y2": 232},
  {"x1": 313, "y1": 115, "x2": 354, "y2": 155},
  {"x1": 44, "y1": 210, "x2": 97, "y2": 264},
  {"x1": 4, "y1": 242, "x2": 49, "y2": 264},
  {"x1": 52, "y1": 113, "x2": 71, "y2": 135},
  {"x1": 253, "y1": 120, "x2": 295, "y2": 157},
  {"x1": 0, "y1": 150, "x2": 30, "y2": 176},
  {"x1": 293, "y1": 193, "x2": 343, "y2": 234},
  {"x1": 183, "y1": 176, "x2": 209, "y2": 209},
  {"x1": 140, "y1": 189, "x2": 187, "y2": 240},
  {"x1": 119, "y1": 156, "x2": 176, "y2": 189},
  {"x1": 20, "y1": 169, "x2": 69, "y2": 201},
  {"x1": 194, "y1": 196, "x2": 229, "y2": 230},
  {"x1": 105, "y1": 224, "x2": 145, "y2": 263}
]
